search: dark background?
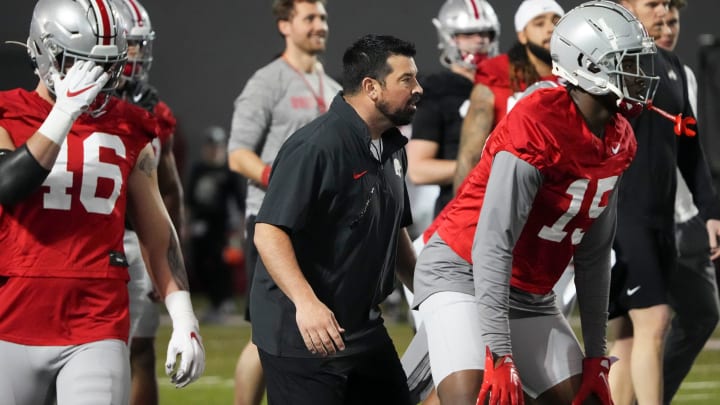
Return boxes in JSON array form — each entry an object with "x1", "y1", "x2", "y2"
[{"x1": 1, "y1": 0, "x2": 716, "y2": 172}]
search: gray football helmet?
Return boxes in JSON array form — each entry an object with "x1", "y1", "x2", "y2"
[
  {"x1": 433, "y1": 0, "x2": 500, "y2": 70},
  {"x1": 114, "y1": 0, "x2": 155, "y2": 82},
  {"x1": 27, "y1": 0, "x2": 127, "y2": 113},
  {"x1": 551, "y1": 0, "x2": 659, "y2": 113}
]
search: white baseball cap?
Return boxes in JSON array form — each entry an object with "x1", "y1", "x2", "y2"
[{"x1": 514, "y1": 0, "x2": 565, "y2": 32}]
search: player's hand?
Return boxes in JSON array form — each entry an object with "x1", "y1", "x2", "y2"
[
  {"x1": 706, "y1": 219, "x2": 720, "y2": 260},
  {"x1": 51, "y1": 60, "x2": 109, "y2": 120},
  {"x1": 572, "y1": 357, "x2": 613, "y2": 405},
  {"x1": 295, "y1": 297, "x2": 345, "y2": 356},
  {"x1": 477, "y1": 346, "x2": 524, "y2": 405},
  {"x1": 164, "y1": 291, "x2": 206, "y2": 388}
]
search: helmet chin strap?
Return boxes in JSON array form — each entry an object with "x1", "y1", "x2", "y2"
[{"x1": 554, "y1": 64, "x2": 645, "y2": 119}]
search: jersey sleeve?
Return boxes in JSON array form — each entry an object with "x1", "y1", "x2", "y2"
[
  {"x1": 255, "y1": 139, "x2": 329, "y2": 231},
  {"x1": 573, "y1": 184, "x2": 617, "y2": 358},
  {"x1": 228, "y1": 68, "x2": 281, "y2": 153},
  {"x1": 153, "y1": 101, "x2": 176, "y2": 146},
  {"x1": 472, "y1": 151, "x2": 542, "y2": 355}
]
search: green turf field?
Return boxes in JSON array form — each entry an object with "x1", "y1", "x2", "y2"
[{"x1": 154, "y1": 313, "x2": 720, "y2": 404}]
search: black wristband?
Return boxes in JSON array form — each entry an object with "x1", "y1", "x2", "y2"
[{"x1": 0, "y1": 144, "x2": 51, "y2": 206}]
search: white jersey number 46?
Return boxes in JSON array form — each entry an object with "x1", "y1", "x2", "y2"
[{"x1": 42, "y1": 133, "x2": 126, "y2": 215}]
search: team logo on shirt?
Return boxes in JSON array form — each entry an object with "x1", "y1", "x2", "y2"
[
  {"x1": 393, "y1": 158, "x2": 402, "y2": 177},
  {"x1": 668, "y1": 69, "x2": 678, "y2": 81}
]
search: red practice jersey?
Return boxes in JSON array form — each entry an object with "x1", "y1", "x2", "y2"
[
  {"x1": 149, "y1": 100, "x2": 176, "y2": 164},
  {"x1": 474, "y1": 54, "x2": 557, "y2": 128},
  {"x1": 0, "y1": 89, "x2": 157, "y2": 344},
  {"x1": 434, "y1": 87, "x2": 637, "y2": 294}
]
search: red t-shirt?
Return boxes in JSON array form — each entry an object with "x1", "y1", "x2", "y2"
[
  {"x1": 433, "y1": 87, "x2": 637, "y2": 294},
  {"x1": 0, "y1": 89, "x2": 157, "y2": 344}
]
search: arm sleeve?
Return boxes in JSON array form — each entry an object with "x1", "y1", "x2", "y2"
[
  {"x1": 228, "y1": 69, "x2": 279, "y2": 154},
  {"x1": 573, "y1": 184, "x2": 618, "y2": 358},
  {"x1": 472, "y1": 151, "x2": 542, "y2": 355},
  {"x1": 0, "y1": 145, "x2": 51, "y2": 206}
]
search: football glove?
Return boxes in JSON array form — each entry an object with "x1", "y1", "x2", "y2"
[
  {"x1": 52, "y1": 60, "x2": 109, "y2": 120},
  {"x1": 164, "y1": 291, "x2": 206, "y2": 388},
  {"x1": 572, "y1": 356, "x2": 614, "y2": 405},
  {"x1": 477, "y1": 346, "x2": 524, "y2": 405},
  {"x1": 39, "y1": 60, "x2": 109, "y2": 145}
]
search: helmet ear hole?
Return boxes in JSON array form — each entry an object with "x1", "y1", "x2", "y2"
[{"x1": 586, "y1": 63, "x2": 601, "y2": 74}]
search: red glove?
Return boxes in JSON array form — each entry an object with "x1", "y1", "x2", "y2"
[
  {"x1": 260, "y1": 164, "x2": 271, "y2": 188},
  {"x1": 572, "y1": 357, "x2": 613, "y2": 405},
  {"x1": 477, "y1": 346, "x2": 524, "y2": 405}
]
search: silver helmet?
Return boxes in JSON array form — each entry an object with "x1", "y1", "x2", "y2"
[
  {"x1": 114, "y1": 0, "x2": 155, "y2": 82},
  {"x1": 27, "y1": 0, "x2": 127, "y2": 113},
  {"x1": 551, "y1": 1, "x2": 659, "y2": 112},
  {"x1": 432, "y1": 0, "x2": 500, "y2": 70}
]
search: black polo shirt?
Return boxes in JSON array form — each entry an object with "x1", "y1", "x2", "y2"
[
  {"x1": 250, "y1": 92, "x2": 413, "y2": 357},
  {"x1": 617, "y1": 48, "x2": 720, "y2": 229}
]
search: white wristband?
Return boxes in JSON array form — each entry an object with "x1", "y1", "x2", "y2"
[
  {"x1": 37, "y1": 107, "x2": 74, "y2": 146},
  {"x1": 165, "y1": 291, "x2": 198, "y2": 326}
]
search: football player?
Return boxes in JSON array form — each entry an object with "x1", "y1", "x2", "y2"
[
  {"x1": 0, "y1": 1, "x2": 204, "y2": 403},
  {"x1": 112, "y1": 1, "x2": 186, "y2": 403},
  {"x1": 454, "y1": 0, "x2": 564, "y2": 191},
  {"x1": 412, "y1": 2, "x2": 659, "y2": 404}
]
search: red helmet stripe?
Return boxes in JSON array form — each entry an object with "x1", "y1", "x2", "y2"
[
  {"x1": 88, "y1": 0, "x2": 115, "y2": 46},
  {"x1": 466, "y1": 0, "x2": 480, "y2": 19},
  {"x1": 127, "y1": 0, "x2": 144, "y2": 26}
]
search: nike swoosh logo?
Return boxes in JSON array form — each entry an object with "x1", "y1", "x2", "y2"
[
  {"x1": 611, "y1": 144, "x2": 620, "y2": 154},
  {"x1": 598, "y1": 372, "x2": 609, "y2": 387},
  {"x1": 353, "y1": 170, "x2": 368, "y2": 180},
  {"x1": 626, "y1": 286, "x2": 641, "y2": 296},
  {"x1": 66, "y1": 84, "x2": 97, "y2": 97}
]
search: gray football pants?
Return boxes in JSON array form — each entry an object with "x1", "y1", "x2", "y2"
[{"x1": 0, "y1": 339, "x2": 130, "y2": 405}]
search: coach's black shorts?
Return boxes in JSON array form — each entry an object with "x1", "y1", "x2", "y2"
[
  {"x1": 258, "y1": 341, "x2": 412, "y2": 405},
  {"x1": 609, "y1": 222, "x2": 676, "y2": 319}
]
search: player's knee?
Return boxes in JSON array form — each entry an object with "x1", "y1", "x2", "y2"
[{"x1": 436, "y1": 371, "x2": 483, "y2": 405}]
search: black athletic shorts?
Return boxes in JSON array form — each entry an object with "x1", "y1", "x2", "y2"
[
  {"x1": 609, "y1": 222, "x2": 676, "y2": 319},
  {"x1": 258, "y1": 340, "x2": 412, "y2": 405}
]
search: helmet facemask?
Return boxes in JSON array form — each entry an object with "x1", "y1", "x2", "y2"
[
  {"x1": 608, "y1": 48, "x2": 659, "y2": 109},
  {"x1": 123, "y1": 35, "x2": 154, "y2": 82}
]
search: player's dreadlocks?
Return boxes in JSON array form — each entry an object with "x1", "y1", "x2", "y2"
[{"x1": 507, "y1": 42, "x2": 541, "y2": 93}]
